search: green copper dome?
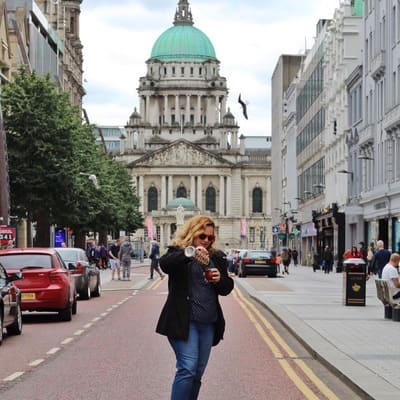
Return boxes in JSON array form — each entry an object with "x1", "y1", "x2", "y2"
[
  {"x1": 150, "y1": 0, "x2": 217, "y2": 62},
  {"x1": 351, "y1": 0, "x2": 363, "y2": 16},
  {"x1": 151, "y1": 25, "x2": 216, "y2": 62}
]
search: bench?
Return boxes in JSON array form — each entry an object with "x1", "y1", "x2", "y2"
[{"x1": 375, "y1": 279, "x2": 400, "y2": 321}]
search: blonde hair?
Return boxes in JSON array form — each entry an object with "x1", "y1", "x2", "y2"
[
  {"x1": 390, "y1": 253, "x2": 400, "y2": 264},
  {"x1": 172, "y1": 215, "x2": 216, "y2": 253}
]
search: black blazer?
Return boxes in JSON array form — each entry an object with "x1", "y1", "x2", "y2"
[{"x1": 156, "y1": 246, "x2": 234, "y2": 346}]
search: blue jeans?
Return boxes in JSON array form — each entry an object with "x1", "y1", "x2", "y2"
[{"x1": 168, "y1": 321, "x2": 215, "y2": 400}]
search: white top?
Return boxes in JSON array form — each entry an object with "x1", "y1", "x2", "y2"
[{"x1": 382, "y1": 263, "x2": 400, "y2": 297}]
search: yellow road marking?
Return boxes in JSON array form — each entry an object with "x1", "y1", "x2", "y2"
[
  {"x1": 233, "y1": 287, "x2": 340, "y2": 400},
  {"x1": 147, "y1": 277, "x2": 164, "y2": 290}
]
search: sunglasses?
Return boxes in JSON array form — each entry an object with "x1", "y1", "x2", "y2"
[{"x1": 197, "y1": 233, "x2": 215, "y2": 241}]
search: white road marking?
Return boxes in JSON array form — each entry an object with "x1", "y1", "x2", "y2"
[
  {"x1": 74, "y1": 330, "x2": 85, "y2": 336},
  {"x1": 47, "y1": 347, "x2": 60, "y2": 355},
  {"x1": 61, "y1": 337, "x2": 74, "y2": 345},
  {"x1": 3, "y1": 372, "x2": 24, "y2": 381},
  {"x1": 83, "y1": 323, "x2": 93, "y2": 329},
  {"x1": 29, "y1": 359, "x2": 44, "y2": 367}
]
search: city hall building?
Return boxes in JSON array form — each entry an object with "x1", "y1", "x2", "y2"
[{"x1": 118, "y1": 0, "x2": 272, "y2": 250}]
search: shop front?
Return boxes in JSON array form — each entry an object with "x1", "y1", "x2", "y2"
[{"x1": 312, "y1": 203, "x2": 345, "y2": 272}]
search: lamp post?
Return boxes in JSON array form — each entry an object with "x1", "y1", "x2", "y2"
[{"x1": 79, "y1": 173, "x2": 99, "y2": 189}]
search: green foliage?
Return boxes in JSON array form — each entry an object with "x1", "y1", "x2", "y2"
[{"x1": 2, "y1": 67, "x2": 143, "y2": 239}]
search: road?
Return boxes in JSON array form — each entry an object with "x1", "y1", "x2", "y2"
[{"x1": 0, "y1": 265, "x2": 363, "y2": 399}]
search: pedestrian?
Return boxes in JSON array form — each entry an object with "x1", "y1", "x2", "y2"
[
  {"x1": 312, "y1": 251, "x2": 320, "y2": 272},
  {"x1": 149, "y1": 239, "x2": 164, "y2": 280},
  {"x1": 156, "y1": 214, "x2": 234, "y2": 400},
  {"x1": 281, "y1": 248, "x2": 291, "y2": 274},
  {"x1": 226, "y1": 248, "x2": 235, "y2": 276},
  {"x1": 275, "y1": 253, "x2": 282, "y2": 274},
  {"x1": 291, "y1": 248, "x2": 298, "y2": 266},
  {"x1": 118, "y1": 236, "x2": 133, "y2": 281},
  {"x1": 358, "y1": 241, "x2": 367, "y2": 261},
  {"x1": 322, "y1": 246, "x2": 334, "y2": 274},
  {"x1": 350, "y1": 246, "x2": 362, "y2": 258},
  {"x1": 108, "y1": 238, "x2": 121, "y2": 280},
  {"x1": 381, "y1": 253, "x2": 400, "y2": 300},
  {"x1": 370, "y1": 240, "x2": 391, "y2": 278},
  {"x1": 367, "y1": 242, "x2": 375, "y2": 275},
  {"x1": 87, "y1": 241, "x2": 100, "y2": 266},
  {"x1": 99, "y1": 243, "x2": 109, "y2": 269}
]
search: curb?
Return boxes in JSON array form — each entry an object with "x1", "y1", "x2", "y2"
[{"x1": 234, "y1": 278, "x2": 398, "y2": 400}]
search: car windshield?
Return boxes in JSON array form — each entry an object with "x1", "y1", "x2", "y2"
[
  {"x1": 56, "y1": 249, "x2": 80, "y2": 262},
  {"x1": 0, "y1": 254, "x2": 52, "y2": 269},
  {"x1": 247, "y1": 251, "x2": 271, "y2": 258}
]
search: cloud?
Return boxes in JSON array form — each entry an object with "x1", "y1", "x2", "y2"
[{"x1": 80, "y1": 0, "x2": 340, "y2": 135}]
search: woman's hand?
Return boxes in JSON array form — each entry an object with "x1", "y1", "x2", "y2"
[{"x1": 194, "y1": 246, "x2": 210, "y2": 266}]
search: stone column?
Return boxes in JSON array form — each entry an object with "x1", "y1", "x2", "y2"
[
  {"x1": 168, "y1": 175, "x2": 174, "y2": 203},
  {"x1": 221, "y1": 96, "x2": 227, "y2": 117},
  {"x1": 244, "y1": 176, "x2": 249, "y2": 216},
  {"x1": 226, "y1": 175, "x2": 232, "y2": 216},
  {"x1": 175, "y1": 95, "x2": 179, "y2": 124},
  {"x1": 197, "y1": 176, "x2": 202, "y2": 209},
  {"x1": 145, "y1": 95, "x2": 150, "y2": 123},
  {"x1": 161, "y1": 175, "x2": 167, "y2": 208},
  {"x1": 164, "y1": 95, "x2": 169, "y2": 125},
  {"x1": 190, "y1": 175, "x2": 196, "y2": 202},
  {"x1": 140, "y1": 96, "x2": 145, "y2": 123},
  {"x1": 215, "y1": 95, "x2": 219, "y2": 123},
  {"x1": 219, "y1": 175, "x2": 225, "y2": 216},
  {"x1": 186, "y1": 95, "x2": 190, "y2": 123},
  {"x1": 139, "y1": 175, "x2": 144, "y2": 213},
  {"x1": 197, "y1": 95, "x2": 201, "y2": 124},
  {"x1": 266, "y1": 176, "x2": 271, "y2": 215}
]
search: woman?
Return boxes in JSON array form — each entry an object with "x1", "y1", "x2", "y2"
[
  {"x1": 156, "y1": 215, "x2": 234, "y2": 400},
  {"x1": 350, "y1": 246, "x2": 362, "y2": 258}
]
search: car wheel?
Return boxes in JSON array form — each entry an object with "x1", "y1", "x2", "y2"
[
  {"x1": 72, "y1": 293, "x2": 77, "y2": 315},
  {"x1": 7, "y1": 303, "x2": 22, "y2": 335},
  {"x1": 0, "y1": 310, "x2": 3, "y2": 345},
  {"x1": 80, "y1": 284, "x2": 91, "y2": 300},
  {"x1": 92, "y1": 278, "x2": 101, "y2": 297},
  {"x1": 59, "y1": 301, "x2": 72, "y2": 322}
]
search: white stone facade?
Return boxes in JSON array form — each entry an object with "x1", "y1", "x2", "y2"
[{"x1": 118, "y1": 2, "x2": 272, "y2": 251}]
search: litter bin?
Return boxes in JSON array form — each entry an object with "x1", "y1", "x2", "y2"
[{"x1": 343, "y1": 258, "x2": 367, "y2": 306}]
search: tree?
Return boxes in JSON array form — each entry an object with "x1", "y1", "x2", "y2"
[{"x1": 2, "y1": 68, "x2": 143, "y2": 246}]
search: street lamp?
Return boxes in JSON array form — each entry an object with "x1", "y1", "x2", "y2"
[
  {"x1": 337, "y1": 169, "x2": 353, "y2": 180},
  {"x1": 79, "y1": 173, "x2": 99, "y2": 189}
]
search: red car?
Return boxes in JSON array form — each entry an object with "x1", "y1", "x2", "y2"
[{"x1": 0, "y1": 248, "x2": 77, "y2": 321}]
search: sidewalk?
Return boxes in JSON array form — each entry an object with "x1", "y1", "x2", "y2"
[{"x1": 234, "y1": 266, "x2": 400, "y2": 400}]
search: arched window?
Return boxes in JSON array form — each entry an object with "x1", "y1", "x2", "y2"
[
  {"x1": 148, "y1": 187, "x2": 158, "y2": 212},
  {"x1": 176, "y1": 186, "x2": 187, "y2": 198},
  {"x1": 252, "y1": 188, "x2": 263, "y2": 213},
  {"x1": 205, "y1": 187, "x2": 216, "y2": 212}
]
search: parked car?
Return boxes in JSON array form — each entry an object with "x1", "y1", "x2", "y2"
[
  {"x1": 0, "y1": 262, "x2": 23, "y2": 344},
  {"x1": 55, "y1": 247, "x2": 101, "y2": 300},
  {"x1": 0, "y1": 248, "x2": 77, "y2": 321},
  {"x1": 238, "y1": 250, "x2": 277, "y2": 278}
]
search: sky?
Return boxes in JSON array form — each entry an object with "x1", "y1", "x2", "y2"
[{"x1": 80, "y1": 0, "x2": 340, "y2": 137}]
